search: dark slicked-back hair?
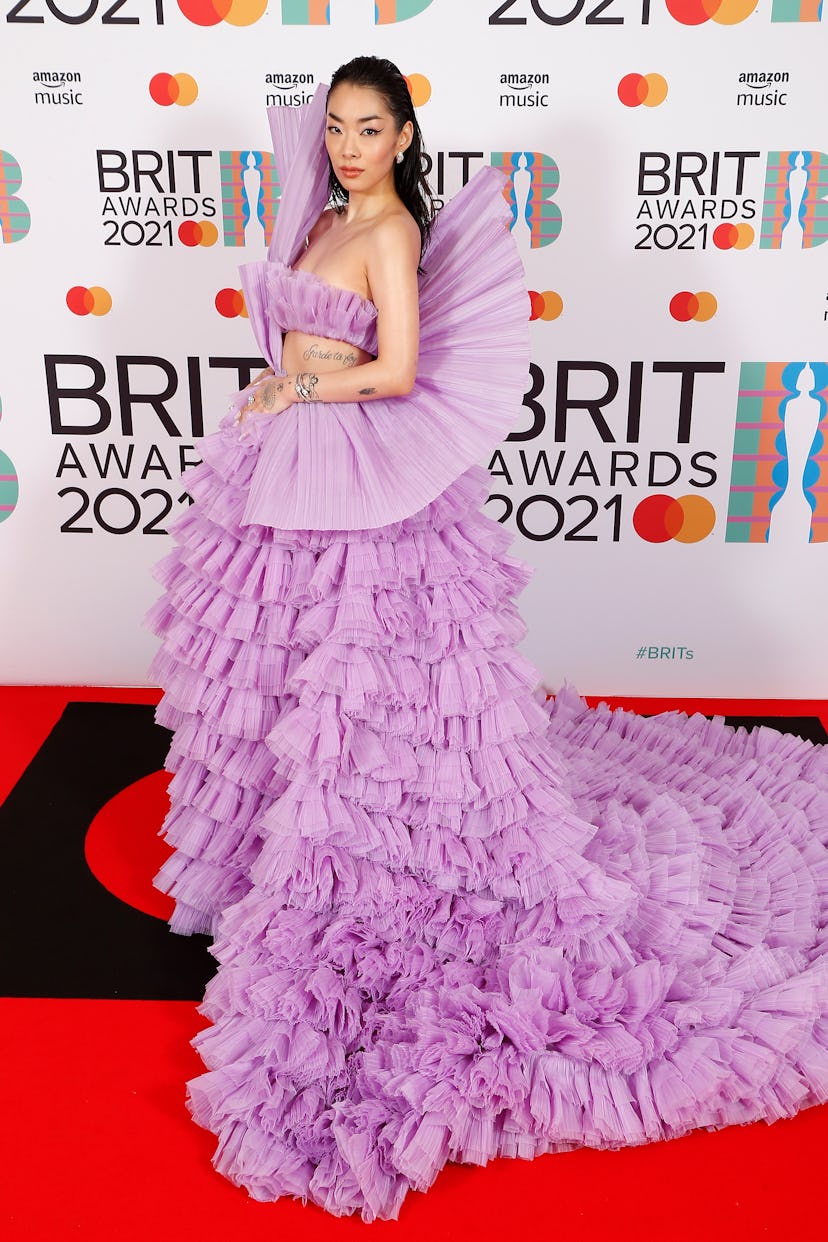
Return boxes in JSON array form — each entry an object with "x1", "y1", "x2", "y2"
[{"x1": 327, "y1": 55, "x2": 436, "y2": 254}]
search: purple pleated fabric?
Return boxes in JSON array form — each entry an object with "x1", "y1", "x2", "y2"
[
  {"x1": 146, "y1": 90, "x2": 828, "y2": 1222},
  {"x1": 237, "y1": 84, "x2": 532, "y2": 531}
]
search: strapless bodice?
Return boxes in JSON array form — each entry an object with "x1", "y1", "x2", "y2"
[{"x1": 265, "y1": 262, "x2": 379, "y2": 355}]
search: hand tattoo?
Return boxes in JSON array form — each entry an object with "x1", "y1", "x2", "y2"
[{"x1": 261, "y1": 380, "x2": 284, "y2": 411}]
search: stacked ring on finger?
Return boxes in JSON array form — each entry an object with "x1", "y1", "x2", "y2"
[{"x1": 247, "y1": 394, "x2": 255, "y2": 406}]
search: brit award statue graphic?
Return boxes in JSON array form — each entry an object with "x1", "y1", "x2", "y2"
[
  {"x1": 242, "y1": 152, "x2": 265, "y2": 247},
  {"x1": 769, "y1": 363, "x2": 824, "y2": 543},
  {"x1": 780, "y1": 152, "x2": 807, "y2": 251}
]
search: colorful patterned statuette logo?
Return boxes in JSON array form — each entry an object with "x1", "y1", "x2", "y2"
[
  {"x1": 219, "y1": 150, "x2": 280, "y2": 247},
  {"x1": 281, "y1": 0, "x2": 436, "y2": 21},
  {"x1": 760, "y1": 151, "x2": 828, "y2": 249},
  {"x1": 491, "y1": 151, "x2": 561, "y2": 248},
  {"x1": 0, "y1": 397, "x2": 19, "y2": 527},
  {"x1": 726, "y1": 361, "x2": 828, "y2": 542},
  {"x1": 0, "y1": 151, "x2": 31, "y2": 243}
]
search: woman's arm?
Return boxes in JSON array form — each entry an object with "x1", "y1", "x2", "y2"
[{"x1": 242, "y1": 213, "x2": 421, "y2": 416}]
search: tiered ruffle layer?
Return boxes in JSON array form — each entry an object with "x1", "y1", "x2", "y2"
[{"x1": 148, "y1": 418, "x2": 828, "y2": 1221}]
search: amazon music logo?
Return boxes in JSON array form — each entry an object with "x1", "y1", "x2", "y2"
[
  {"x1": 265, "y1": 71, "x2": 316, "y2": 108},
  {"x1": 32, "y1": 69, "x2": 83, "y2": 106},
  {"x1": 498, "y1": 72, "x2": 550, "y2": 109},
  {"x1": 736, "y1": 69, "x2": 790, "y2": 108}
]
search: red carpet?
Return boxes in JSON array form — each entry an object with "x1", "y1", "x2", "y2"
[{"x1": 2, "y1": 686, "x2": 827, "y2": 1240}]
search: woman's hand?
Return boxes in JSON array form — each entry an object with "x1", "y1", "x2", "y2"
[{"x1": 235, "y1": 371, "x2": 295, "y2": 425}]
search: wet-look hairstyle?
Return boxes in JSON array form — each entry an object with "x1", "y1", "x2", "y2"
[{"x1": 326, "y1": 55, "x2": 437, "y2": 253}]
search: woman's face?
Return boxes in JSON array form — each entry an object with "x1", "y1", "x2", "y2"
[{"x1": 325, "y1": 83, "x2": 412, "y2": 194}]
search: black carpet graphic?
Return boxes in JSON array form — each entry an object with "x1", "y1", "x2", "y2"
[
  {"x1": 0, "y1": 702, "x2": 213, "y2": 1000},
  {"x1": 2, "y1": 700, "x2": 826, "y2": 1002}
]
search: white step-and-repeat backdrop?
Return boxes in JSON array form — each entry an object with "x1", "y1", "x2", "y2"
[{"x1": 1, "y1": 0, "x2": 826, "y2": 694}]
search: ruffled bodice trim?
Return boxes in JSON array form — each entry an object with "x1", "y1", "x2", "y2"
[{"x1": 266, "y1": 262, "x2": 379, "y2": 355}]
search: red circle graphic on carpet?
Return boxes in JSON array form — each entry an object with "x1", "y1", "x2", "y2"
[{"x1": 84, "y1": 770, "x2": 175, "y2": 921}]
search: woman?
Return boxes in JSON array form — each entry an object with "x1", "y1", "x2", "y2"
[
  {"x1": 148, "y1": 57, "x2": 828, "y2": 1221},
  {"x1": 239, "y1": 60, "x2": 423, "y2": 422}
]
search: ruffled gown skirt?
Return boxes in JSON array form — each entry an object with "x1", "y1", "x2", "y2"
[{"x1": 147, "y1": 418, "x2": 828, "y2": 1221}]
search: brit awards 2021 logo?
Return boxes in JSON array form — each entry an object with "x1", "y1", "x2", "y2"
[
  {"x1": 95, "y1": 147, "x2": 283, "y2": 249},
  {"x1": 633, "y1": 149, "x2": 828, "y2": 252},
  {"x1": 488, "y1": 359, "x2": 828, "y2": 547}
]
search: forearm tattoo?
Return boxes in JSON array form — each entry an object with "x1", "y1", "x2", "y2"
[
  {"x1": 295, "y1": 372, "x2": 320, "y2": 401},
  {"x1": 358, "y1": 387, "x2": 377, "y2": 395},
  {"x1": 261, "y1": 379, "x2": 284, "y2": 411},
  {"x1": 302, "y1": 343, "x2": 357, "y2": 367}
]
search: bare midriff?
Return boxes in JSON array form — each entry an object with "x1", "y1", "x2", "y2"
[{"x1": 282, "y1": 329, "x2": 374, "y2": 376}]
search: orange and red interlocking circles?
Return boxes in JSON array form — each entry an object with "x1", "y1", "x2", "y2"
[
  {"x1": 528, "y1": 291, "x2": 563, "y2": 321},
  {"x1": 179, "y1": 220, "x2": 219, "y2": 247},
  {"x1": 669, "y1": 291, "x2": 718, "y2": 322},
  {"x1": 713, "y1": 222, "x2": 755, "y2": 249},
  {"x1": 403, "y1": 74, "x2": 432, "y2": 106},
  {"x1": 666, "y1": 0, "x2": 757, "y2": 23},
  {"x1": 66, "y1": 286, "x2": 112, "y2": 316},
  {"x1": 149, "y1": 73, "x2": 199, "y2": 107},
  {"x1": 176, "y1": 0, "x2": 267, "y2": 25},
  {"x1": 215, "y1": 289, "x2": 247, "y2": 318},
  {"x1": 633, "y1": 493, "x2": 716, "y2": 543},
  {"x1": 617, "y1": 74, "x2": 668, "y2": 108}
]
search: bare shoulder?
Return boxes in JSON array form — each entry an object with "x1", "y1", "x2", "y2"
[
  {"x1": 306, "y1": 207, "x2": 338, "y2": 246},
  {"x1": 370, "y1": 208, "x2": 420, "y2": 265}
]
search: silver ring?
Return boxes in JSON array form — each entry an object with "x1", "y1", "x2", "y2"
[{"x1": 247, "y1": 394, "x2": 255, "y2": 406}]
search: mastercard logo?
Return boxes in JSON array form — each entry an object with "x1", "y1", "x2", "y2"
[
  {"x1": 0, "y1": 447, "x2": 19, "y2": 526},
  {"x1": 633, "y1": 494, "x2": 716, "y2": 543},
  {"x1": 712, "y1": 222, "x2": 754, "y2": 250},
  {"x1": 528, "y1": 290, "x2": 563, "y2": 321},
  {"x1": 403, "y1": 74, "x2": 431, "y2": 107},
  {"x1": 149, "y1": 73, "x2": 198, "y2": 107},
  {"x1": 177, "y1": 0, "x2": 266, "y2": 26},
  {"x1": 179, "y1": 220, "x2": 219, "y2": 247},
  {"x1": 669, "y1": 291, "x2": 717, "y2": 322},
  {"x1": 215, "y1": 288, "x2": 247, "y2": 318},
  {"x1": 617, "y1": 73, "x2": 668, "y2": 108},
  {"x1": 666, "y1": 0, "x2": 757, "y2": 23},
  {"x1": 66, "y1": 286, "x2": 112, "y2": 316}
]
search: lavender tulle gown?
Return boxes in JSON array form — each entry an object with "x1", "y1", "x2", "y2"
[{"x1": 147, "y1": 87, "x2": 828, "y2": 1221}]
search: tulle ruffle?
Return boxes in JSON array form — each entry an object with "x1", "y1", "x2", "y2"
[{"x1": 149, "y1": 413, "x2": 828, "y2": 1219}]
